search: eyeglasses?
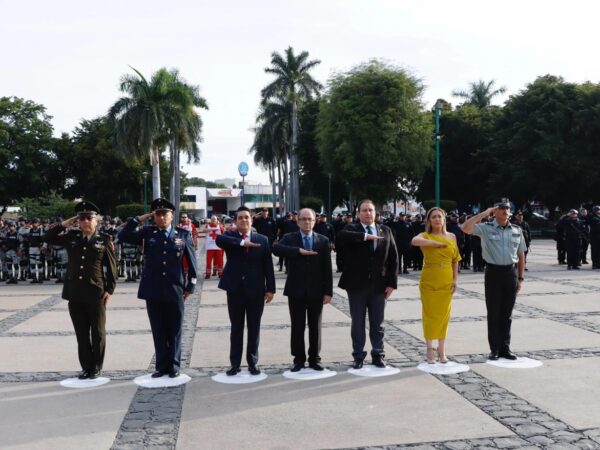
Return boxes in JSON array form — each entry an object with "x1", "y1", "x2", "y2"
[{"x1": 299, "y1": 217, "x2": 315, "y2": 222}]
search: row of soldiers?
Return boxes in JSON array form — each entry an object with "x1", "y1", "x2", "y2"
[
  {"x1": 555, "y1": 207, "x2": 600, "y2": 270},
  {"x1": 249, "y1": 208, "x2": 534, "y2": 274},
  {"x1": 0, "y1": 216, "x2": 144, "y2": 284}
]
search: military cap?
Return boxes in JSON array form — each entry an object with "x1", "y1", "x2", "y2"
[
  {"x1": 568, "y1": 209, "x2": 578, "y2": 215},
  {"x1": 593, "y1": 206, "x2": 600, "y2": 213},
  {"x1": 75, "y1": 200, "x2": 100, "y2": 216},
  {"x1": 493, "y1": 198, "x2": 511, "y2": 208},
  {"x1": 103, "y1": 215, "x2": 111, "y2": 221},
  {"x1": 151, "y1": 198, "x2": 175, "y2": 213}
]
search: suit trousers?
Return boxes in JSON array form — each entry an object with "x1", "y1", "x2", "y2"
[
  {"x1": 146, "y1": 299, "x2": 184, "y2": 373},
  {"x1": 397, "y1": 244, "x2": 411, "y2": 272},
  {"x1": 227, "y1": 290, "x2": 265, "y2": 367},
  {"x1": 591, "y1": 236, "x2": 600, "y2": 268},
  {"x1": 288, "y1": 296, "x2": 323, "y2": 364},
  {"x1": 566, "y1": 237, "x2": 581, "y2": 268},
  {"x1": 347, "y1": 285, "x2": 386, "y2": 360},
  {"x1": 484, "y1": 264, "x2": 518, "y2": 353},
  {"x1": 68, "y1": 298, "x2": 106, "y2": 371}
]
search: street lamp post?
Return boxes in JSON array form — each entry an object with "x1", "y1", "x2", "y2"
[
  {"x1": 328, "y1": 173, "x2": 332, "y2": 218},
  {"x1": 434, "y1": 100, "x2": 443, "y2": 208},
  {"x1": 142, "y1": 171, "x2": 148, "y2": 212}
]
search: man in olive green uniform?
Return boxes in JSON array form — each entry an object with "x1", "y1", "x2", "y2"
[{"x1": 44, "y1": 201, "x2": 117, "y2": 379}]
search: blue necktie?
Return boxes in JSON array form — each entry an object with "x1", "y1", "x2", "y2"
[{"x1": 303, "y1": 235, "x2": 311, "y2": 251}]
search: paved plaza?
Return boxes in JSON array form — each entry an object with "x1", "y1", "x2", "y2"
[{"x1": 1, "y1": 239, "x2": 600, "y2": 449}]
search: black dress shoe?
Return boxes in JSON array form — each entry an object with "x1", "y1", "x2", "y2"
[
  {"x1": 488, "y1": 351, "x2": 499, "y2": 360},
  {"x1": 226, "y1": 366, "x2": 241, "y2": 376},
  {"x1": 308, "y1": 363, "x2": 324, "y2": 371},
  {"x1": 499, "y1": 350, "x2": 517, "y2": 360},
  {"x1": 88, "y1": 370, "x2": 99, "y2": 380},
  {"x1": 248, "y1": 365, "x2": 261, "y2": 375},
  {"x1": 290, "y1": 363, "x2": 304, "y2": 372},
  {"x1": 352, "y1": 359, "x2": 363, "y2": 369},
  {"x1": 77, "y1": 370, "x2": 90, "y2": 380},
  {"x1": 151, "y1": 371, "x2": 166, "y2": 378},
  {"x1": 372, "y1": 357, "x2": 386, "y2": 368},
  {"x1": 169, "y1": 370, "x2": 180, "y2": 378}
]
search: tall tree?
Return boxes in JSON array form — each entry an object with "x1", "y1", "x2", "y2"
[
  {"x1": 261, "y1": 46, "x2": 322, "y2": 212},
  {"x1": 0, "y1": 97, "x2": 60, "y2": 210},
  {"x1": 318, "y1": 60, "x2": 433, "y2": 205},
  {"x1": 108, "y1": 67, "x2": 207, "y2": 210},
  {"x1": 452, "y1": 79, "x2": 506, "y2": 108}
]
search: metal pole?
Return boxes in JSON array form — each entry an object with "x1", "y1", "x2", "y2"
[
  {"x1": 143, "y1": 172, "x2": 148, "y2": 211},
  {"x1": 328, "y1": 173, "x2": 332, "y2": 218},
  {"x1": 241, "y1": 176, "x2": 245, "y2": 207},
  {"x1": 435, "y1": 106, "x2": 441, "y2": 208}
]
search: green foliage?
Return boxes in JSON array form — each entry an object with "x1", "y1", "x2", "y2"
[
  {"x1": 422, "y1": 199, "x2": 458, "y2": 213},
  {"x1": 17, "y1": 192, "x2": 75, "y2": 219},
  {"x1": 490, "y1": 75, "x2": 600, "y2": 209},
  {"x1": 184, "y1": 176, "x2": 226, "y2": 189},
  {"x1": 0, "y1": 97, "x2": 61, "y2": 208},
  {"x1": 318, "y1": 60, "x2": 433, "y2": 204},
  {"x1": 452, "y1": 79, "x2": 506, "y2": 108},
  {"x1": 116, "y1": 203, "x2": 146, "y2": 219},
  {"x1": 300, "y1": 196, "x2": 323, "y2": 212},
  {"x1": 418, "y1": 104, "x2": 501, "y2": 210},
  {"x1": 297, "y1": 100, "x2": 347, "y2": 213}
]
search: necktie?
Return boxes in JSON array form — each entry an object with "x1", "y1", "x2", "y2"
[
  {"x1": 303, "y1": 235, "x2": 311, "y2": 251},
  {"x1": 242, "y1": 233, "x2": 248, "y2": 255},
  {"x1": 367, "y1": 226, "x2": 376, "y2": 252}
]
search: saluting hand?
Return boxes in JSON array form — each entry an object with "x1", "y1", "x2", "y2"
[
  {"x1": 299, "y1": 248, "x2": 318, "y2": 256},
  {"x1": 366, "y1": 234, "x2": 384, "y2": 241},
  {"x1": 137, "y1": 212, "x2": 154, "y2": 222},
  {"x1": 433, "y1": 241, "x2": 448, "y2": 248},
  {"x1": 243, "y1": 240, "x2": 261, "y2": 248},
  {"x1": 61, "y1": 216, "x2": 78, "y2": 228}
]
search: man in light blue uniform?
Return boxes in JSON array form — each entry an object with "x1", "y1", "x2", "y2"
[{"x1": 461, "y1": 198, "x2": 526, "y2": 361}]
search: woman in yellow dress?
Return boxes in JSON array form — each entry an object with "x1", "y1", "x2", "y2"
[{"x1": 411, "y1": 207, "x2": 461, "y2": 364}]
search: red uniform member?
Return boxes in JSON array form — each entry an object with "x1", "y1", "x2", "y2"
[
  {"x1": 178, "y1": 214, "x2": 199, "y2": 274},
  {"x1": 204, "y1": 216, "x2": 225, "y2": 278}
]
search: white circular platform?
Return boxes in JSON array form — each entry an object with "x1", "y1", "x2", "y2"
[
  {"x1": 486, "y1": 356, "x2": 543, "y2": 369},
  {"x1": 282, "y1": 368, "x2": 337, "y2": 381},
  {"x1": 347, "y1": 364, "x2": 400, "y2": 377},
  {"x1": 417, "y1": 361, "x2": 470, "y2": 375},
  {"x1": 133, "y1": 373, "x2": 191, "y2": 388},
  {"x1": 212, "y1": 370, "x2": 268, "y2": 384},
  {"x1": 60, "y1": 377, "x2": 110, "y2": 389}
]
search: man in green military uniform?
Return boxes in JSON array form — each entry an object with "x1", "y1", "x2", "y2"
[
  {"x1": 44, "y1": 200, "x2": 117, "y2": 380},
  {"x1": 461, "y1": 198, "x2": 526, "y2": 361}
]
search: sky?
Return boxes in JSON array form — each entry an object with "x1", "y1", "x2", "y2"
[{"x1": 3, "y1": 0, "x2": 599, "y2": 185}]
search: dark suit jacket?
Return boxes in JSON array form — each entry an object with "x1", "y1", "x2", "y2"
[
  {"x1": 336, "y1": 222, "x2": 398, "y2": 292},
  {"x1": 273, "y1": 232, "x2": 333, "y2": 299},
  {"x1": 44, "y1": 225, "x2": 117, "y2": 302},
  {"x1": 118, "y1": 219, "x2": 198, "y2": 302},
  {"x1": 216, "y1": 231, "x2": 276, "y2": 299}
]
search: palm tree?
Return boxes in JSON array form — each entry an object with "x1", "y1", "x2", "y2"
[
  {"x1": 251, "y1": 99, "x2": 291, "y2": 213},
  {"x1": 452, "y1": 79, "x2": 506, "y2": 108},
  {"x1": 108, "y1": 67, "x2": 207, "y2": 212},
  {"x1": 261, "y1": 46, "x2": 322, "y2": 211}
]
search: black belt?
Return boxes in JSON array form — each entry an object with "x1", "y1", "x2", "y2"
[{"x1": 485, "y1": 262, "x2": 515, "y2": 269}]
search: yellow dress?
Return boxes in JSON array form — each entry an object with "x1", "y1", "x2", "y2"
[{"x1": 419, "y1": 232, "x2": 461, "y2": 340}]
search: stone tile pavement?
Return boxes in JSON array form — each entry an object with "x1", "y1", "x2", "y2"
[{"x1": 1, "y1": 239, "x2": 599, "y2": 449}]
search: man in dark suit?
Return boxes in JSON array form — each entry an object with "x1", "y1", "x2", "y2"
[
  {"x1": 118, "y1": 198, "x2": 198, "y2": 379},
  {"x1": 216, "y1": 206, "x2": 276, "y2": 376},
  {"x1": 273, "y1": 208, "x2": 333, "y2": 372},
  {"x1": 337, "y1": 199, "x2": 398, "y2": 369},
  {"x1": 44, "y1": 200, "x2": 117, "y2": 380}
]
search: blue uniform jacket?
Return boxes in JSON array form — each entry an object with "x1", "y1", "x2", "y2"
[
  {"x1": 118, "y1": 218, "x2": 198, "y2": 302},
  {"x1": 216, "y1": 230, "x2": 276, "y2": 299}
]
